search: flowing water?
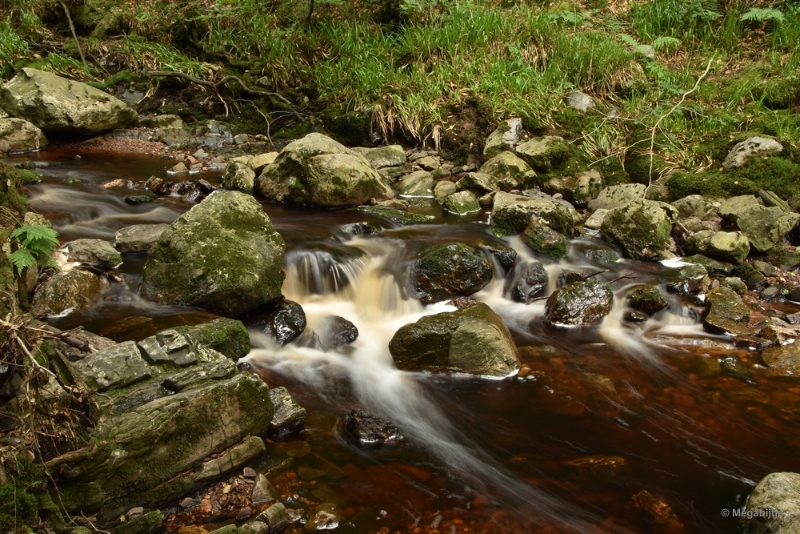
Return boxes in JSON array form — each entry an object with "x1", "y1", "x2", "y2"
[{"x1": 8, "y1": 149, "x2": 800, "y2": 533}]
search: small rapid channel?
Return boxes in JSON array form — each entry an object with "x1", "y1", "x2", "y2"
[{"x1": 9, "y1": 148, "x2": 800, "y2": 533}]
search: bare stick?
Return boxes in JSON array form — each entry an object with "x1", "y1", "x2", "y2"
[
  {"x1": 60, "y1": 2, "x2": 86, "y2": 67},
  {"x1": 147, "y1": 70, "x2": 293, "y2": 106},
  {"x1": 608, "y1": 272, "x2": 637, "y2": 284},
  {"x1": 644, "y1": 57, "x2": 715, "y2": 197}
]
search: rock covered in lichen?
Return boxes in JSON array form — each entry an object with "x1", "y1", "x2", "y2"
[
  {"x1": 545, "y1": 280, "x2": 613, "y2": 326},
  {"x1": 412, "y1": 242, "x2": 493, "y2": 303}
]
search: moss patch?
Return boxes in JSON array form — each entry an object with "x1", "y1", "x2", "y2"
[{"x1": 666, "y1": 157, "x2": 800, "y2": 201}]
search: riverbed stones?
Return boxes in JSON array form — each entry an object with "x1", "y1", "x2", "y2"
[
  {"x1": 545, "y1": 280, "x2": 614, "y2": 326},
  {"x1": 345, "y1": 409, "x2": 403, "y2": 445},
  {"x1": 305, "y1": 503, "x2": 344, "y2": 532},
  {"x1": 703, "y1": 286, "x2": 752, "y2": 336},
  {"x1": 361, "y1": 145, "x2": 406, "y2": 169},
  {"x1": 0, "y1": 118, "x2": 47, "y2": 153},
  {"x1": 443, "y1": 190, "x2": 480, "y2": 214},
  {"x1": 412, "y1": 242, "x2": 493, "y2": 303},
  {"x1": 515, "y1": 135, "x2": 570, "y2": 173},
  {"x1": 627, "y1": 490, "x2": 685, "y2": 533},
  {"x1": 456, "y1": 172, "x2": 500, "y2": 195},
  {"x1": 719, "y1": 196, "x2": 800, "y2": 252},
  {"x1": 627, "y1": 285, "x2": 668, "y2": 315},
  {"x1": 740, "y1": 472, "x2": 800, "y2": 533},
  {"x1": 256, "y1": 133, "x2": 393, "y2": 206},
  {"x1": 722, "y1": 137, "x2": 784, "y2": 169},
  {"x1": 245, "y1": 298, "x2": 307, "y2": 346},
  {"x1": 483, "y1": 118, "x2": 525, "y2": 159},
  {"x1": 588, "y1": 184, "x2": 647, "y2": 211},
  {"x1": 542, "y1": 170, "x2": 602, "y2": 208},
  {"x1": 397, "y1": 170, "x2": 434, "y2": 197},
  {"x1": 67, "y1": 238, "x2": 122, "y2": 269},
  {"x1": 0, "y1": 68, "x2": 137, "y2": 135},
  {"x1": 141, "y1": 191, "x2": 285, "y2": 316},
  {"x1": 684, "y1": 230, "x2": 750, "y2": 265},
  {"x1": 490, "y1": 191, "x2": 577, "y2": 237},
  {"x1": 389, "y1": 302, "x2": 520, "y2": 377},
  {"x1": 601, "y1": 200, "x2": 678, "y2": 261},
  {"x1": 506, "y1": 261, "x2": 548, "y2": 303},
  {"x1": 114, "y1": 224, "x2": 169, "y2": 253},
  {"x1": 479, "y1": 151, "x2": 536, "y2": 191},
  {"x1": 31, "y1": 269, "x2": 102, "y2": 317},
  {"x1": 761, "y1": 344, "x2": 800, "y2": 378},
  {"x1": 268, "y1": 386, "x2": 307, "y2": 438},
  {"x1": 72, "y1": 341, "x2": 151, "y2": 392},
  {"x1": 521, "y1": 217, "x2": 568, "y2": 259},
  {"x1": 223, "y1": 160, "x2": 256, "y2": 194}
]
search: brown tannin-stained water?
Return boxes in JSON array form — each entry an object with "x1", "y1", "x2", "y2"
[{"x1": 10, "y1": 150, "x2": 800, "y2": 533}]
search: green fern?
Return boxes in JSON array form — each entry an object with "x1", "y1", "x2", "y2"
[
  {"x1": 652, "y1": 36, "x2": 681, "y2": 51},
  {"x1": 9, "y1": 225, "x2": 59, "y2": 273},
  {"x1": 740, "y1": 8, "x2": 784, "y2": 24}
]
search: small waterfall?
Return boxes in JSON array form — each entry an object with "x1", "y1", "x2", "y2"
[{"x1": 282, "y1": 249, "x2": 367, "y2": 300}]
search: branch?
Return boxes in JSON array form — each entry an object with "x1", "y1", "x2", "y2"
[
  {"x1": 60, "y1": 2, "x2": 86, "y2": 67},
  {"x1": 43, "y1": 443, "x2": 97, "y2": 470},
  {"x1": 644, "y1": 57, "x2": 715, "y2": 196},
  {"x1": 146, "y1": 70, "x2": 293, "y2": 107}
]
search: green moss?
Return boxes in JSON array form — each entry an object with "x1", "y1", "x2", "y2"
[
  {"x1": 114, "y1": 511, "x2": 164, "y2": 534},
  {"x1": 173, "y1": 318, "x2": 251, "y2": 360},
  {"x1": 360, "y1": 206, "x2": 434, "y2": 225},
  {"x1": 319, "y1": 105, "x2": 371, "y2": 147},
  {"x1": 666, "y1": 157, "x2": 800, "y2": 201},
  {"x1": 15, "y1": 169, "x2": 42, "y2": 185}
]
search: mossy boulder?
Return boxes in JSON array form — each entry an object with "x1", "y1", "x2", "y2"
[
  {"x1": 703, "y1": 286, "x2": 752, "y2": 336},
  {"x1": 588, "y1": 184, "x2": 646, "y2": 211},
  {"x1": 223, "y1": 160, "x2": 256, "y2": 194},
  {"x1": 515, "y1": 135, "x2": 571, "y2": 173},
  {"x1": 114, "y1": 224, "x2": 169, "y2": 253},
  {"x1": 545, "y1": 280, "x2": 614, "y2": 326},
  {"x1": 542, "y1": 170, "x2": 602, "y2": 208},
  {"x1": 761, "y1": 345, "x2": 800, "y2": 379},
  {"x1": 684, "y1": 230, "x2": 750, "y2": 265},
  {"x1": 0, "y1": 68, "x2": 137, "y2": 135},
  {"x1": 672, "y1": 195, "x2": 720, "y2": 220},
  {"x1": 740, "y1": 472, "x2": 800, "y2": 534},
  {"x1": 389, "y1": 302, "x2": 520, "y2": 377},
  {"x1": 521, "y1": 217, "x2": 568, "y2": 259},
  {"x1": 31, "y1": 269, "x2": 102, "y2": 317},
  {"x1": 0, "y1": 118, "x2": 47, "y2": 154},
  {"x1": 172, "y1": 318, "x2": 251, "y2": 359},
  {"x1": 141, "y1": 191, "x2": 285, "y2": 317},
  {"x1": 601, "y1": 200, "x2": 678, "y2": 261},
  {"x1": 443, "y1": 190, "x2": 480, "y2": 214},
  {"x1": 479, "y1": 152, "x2": 536, "y2": 191},
  {"x1": 483, "y1": 118, "x2": 525, "y2": 159},
  {"x1": 412, "y1": 243, "x2": 493, "y2": 304},
  {"x1": 360, "y1": 206, "x2": 434, "y2": 225},
  {"x1": 722, "y1": 137, "x2": 783, "y2": 169},
  {"x1": 361, "y1": 145, "x2": 406, "y2": 169},
  {"x1": 456, "y1": 172, "x2": 499, "y2": 195},
  {"x1": 490, "y1": 192, "x2": 577, "y2": 237},
  {"x1": 627, "y1": 284, "x2": 668, "y2": 315},
  {"x1": 719, "y1": 196, "x2": 800, "y2": 252},
  {"x1": 397, "y1": 170, "x2": 434, "y2": 197},
  {"x1": 256, "y1": 133, "x2": 393, "y2": 206}
]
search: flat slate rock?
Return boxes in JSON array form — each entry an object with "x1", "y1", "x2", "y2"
[{"x1": 72, "y1": 341, "x2": 151, "y2": 392}]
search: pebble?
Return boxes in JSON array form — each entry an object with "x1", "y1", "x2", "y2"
[{"x1": 243, "y1": 467, "x2": 257, "y2": 479}]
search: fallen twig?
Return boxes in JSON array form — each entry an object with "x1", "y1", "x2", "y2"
[{"x1": 146, "y1": 70, "x2": 293, "y2": 106}]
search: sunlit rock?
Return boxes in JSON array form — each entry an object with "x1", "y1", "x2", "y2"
[{"x1": 741, "y1": 472, "x2": 800, "y2": 533}]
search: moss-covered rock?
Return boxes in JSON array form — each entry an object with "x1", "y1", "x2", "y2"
[
  {"x1": 505, "y1": 261, "x2": 548, "y2": 303},
  {"x1": 490, "y1": 191, "x2": 577, "y2": 237},
  {"x1": 360, "y1": 206, "x2": 434, "y2": 225},
  {"x1": 443, "y1": 190, "x2": 480, "y2": 214},
  {"x1": 627, "y1": 285, "x2": 667, "y2": 315},
  {"x1": 67, "y1": 238, "x2": 123, "y2": 269},
  {"x1": 545, "y1": 280, "x2": 613, "y2": 326},
  {"x1": 412, "y1": 242, "x2": 493, "y2": 304},
  {"x1": 588, "y1": 184, "x2": 646, "y2": 211},
  {"x1": 223, "y1": 160, "x2": 256, "y2": 194},
  {"x1": 114, "y1": 511, "x2": 164, "y2": 534},
  {"x1": 516, "y1": 136, "x2": 571, "y2": 174},
  {"x1": 703, "y1": 286, "x2": 752, "y2": 336},
  {"x1": 319, "y1": 106, "x2": 372, "y2": 147},
  {"x1": 684, "y1": 230, "x2": 750, "y2": 265},
  {"x1": 740, "y1": 472, "x2": 800, "y2": 534},
  {"x1": 31, "y1": 269, "x2": 102, "y2": 317},
  {"x1": 521, "y1": 217, "x2": 568, "y2": 259},
  {"x1": 0, "y1": 118, "x2": 47, "y2": 154},
  {"x1": 173, "y1": 318, "x2": 251, "y2": 360},
  {"x1": 542, "y1": 170, "x2": 602, "y2": 208},
  {"x1": 396, "y1": 170, "x2": 434, "y2": 197},
  {"x1": 257, "y1": 133, "x2": 394, "y2": 207},
  {"x1": 483, "y1": 118, "x2": 525, "y2": 159},
  {"x1": 601, "y1": 200, "x2": 677, "y2": 261},
  {"x1": 479, "y1": 152, "x2": 536, "y2": 191},
  {"x1": 141, "y1": 191, "x2": 286, "y2": 317},
  {"x1": 389, "y1": 303, "x2": 520, "y2": 377}
]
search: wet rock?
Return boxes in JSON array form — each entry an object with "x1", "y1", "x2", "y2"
[
  {"x1": 257, "y1": 133, "x2": 394, "y2": 207},
  {"x1": 396, "y1": 170, "x2": 434, "y2": 197},
  {"x1": 627, "y1": 284, "x2": 668, "y2": 315},
  {"x1": 760, "y1": 285, "x2": 783, "y2": 302},
  {"x1": 719, "y1": 355, "x2": 754, "y2": 384},
  {"x1": 305, "y1": 503, "x2": 343, "y2": 533},
  {"x1": 317, "y1": 315, "x2": 358, "y2": 349},
  {"x1": 32, "y1": 269, "x2": 102, "y2": 317},
  {"x1": 703, "y1": 286, "x2": 752, "y2": 336},
  {"x1": 67, "y1": 238, "x2": 122, "y2": 269},
  {"x1": 172, "y1": 318, "x2": 251, "y2": 360},
  {"x1": 479, "y1": 151, "x2": 536, "y2": 191},
  {"x1": 565, "y1": 91, "x2": 596, "y2": 112},
  {"x1": 345, "y1": 409, "x2": 403, "y2": 445},
  {"x1": 588, "y1": 184, "x2": 647, "y2": 211},
  {"x1": 722, "y1": 137, "x2": 783, "y2": 169},
  {"x1": 0, "y1": 118, "x2": 47, "y2": 153},
  {"x1": 0, "y1": 68, "x2": 137, "y2": 134},
  {"x1": 360, "y1": 206, "x2": 434, "y2": 225},
  {"x1": 412, "y1": 242, "x2": 493, "y2": 303},
  {"x1": 456, "y1": 171, "x2": 500, "y2": 195},
  {"x1": 521, "y1": 217, "x2": 568, "y2": 259},
  {"x1": 684, "y1": 230, "x2": 750, "y2": 264},
  {"x1": 268, "y1": 386, "x2": 307, "y2": 438},
  {"x1": 516, "y1": 135, "x2": 570, "y2": 173},
  {"x1": 72, "y1": 341, "x2": 151, "y2": 392},
  {"x1": 339, "y1": 222, "x2": 374, "y2": 236},
  {"x1": 483, "y1": 118, "x2": 525, "y2": 159},
  {"x1": 448, "y1": 296, "x2": 478, "y2": 309},
  {"x1": 442, "y1": 190, "x2": 479, "y2": 214},
  {"x1": 506, "y1": 261, "x2": 548, "y2": 303},
  {"x1": 389, "y1": 302, "x2": 520, "y2": 377},
  {"x1": 601, "y1": 200, "x2": 678, "y2": 261},
  {"x1": 721, "y1": 277, "x2": 748, "y2": 295},
  {"x1": 740, "y1": 472, "x2": 800, "y2": 534},
  {"x1": 361, "y1": 145, "x2": 406, "y2": 169},
  {"x1": 624, "y1": 310, "x2": 649, "y2": 322},
  {"x1": 251, "y1": 474, "x2": 279, "y2": 506},
  {"x1": 141, "y1": 191, "x2": 285, "y2": 317},
  {"x1": 485, "y1": 244, "x2": 517, "y2": 270},
  {"x1": 255, "y1": 503, "x2": 289, "y2": 533},
  {"x1": 545, "y1": 280, "x2": 614, "y2": 326},
  {"x1": 490, "y1": 191, "x2": 577, "y2": 237},
  {"x1": 627, "y1": 490, "x2": 685, "y2": 533},
  {"x1": 762, "y1": 344, "x2": 800, "y2": 378},
  {"x1": 247, "y1": 298, "x2": 307, "y2": 346},
  {"x1": 115, "y1": 511, "x2": 164, "y2": 534},
  {"x1": 583, "y1": 247, "x2": 619, "y2": 263},
  {"x1": 433, "y1": 180, "x2": 457, "y2": 202},
  {"x1": 683, "y1": 254, "x2": 734, "y2": 277},
  {"x1": 733, "y1": 262, "x2": 765, "y2": 290},
  {"x1": 542, "y1": 170, "x2": 602, "y2": 208},
  {"x1": 223, "y1": 160, "x2": 256, "y2": 194},
  {"x1": 114, "y1": 224, "x2": 169, "y2": 253},
  {"x1": 125, "y1": 192, "x2": 157, "y2": 205}
]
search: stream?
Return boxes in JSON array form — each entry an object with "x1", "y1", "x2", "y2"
[{"x1": 8, "y1": 148, "x2": 800, "y2": 533}]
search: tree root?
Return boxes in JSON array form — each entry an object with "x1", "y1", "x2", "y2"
[{"x1": 145, "y1": 69, "x2": 294, "y2": 107}]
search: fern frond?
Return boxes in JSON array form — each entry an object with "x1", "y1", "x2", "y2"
[
  {"x1": 740, "y1": 8, "x2": 785, "y2": 23},
  {"x1": 619, "y1": 33, "x2": 641, "y2": 48},
  {"x1": 652, "y1": 36, "x2": 681, "y2": 51},
  {"x1": 9, "y1": 249, "x2": 36, "y2": 272}
]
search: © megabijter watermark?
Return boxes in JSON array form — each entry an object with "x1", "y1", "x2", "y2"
[{"x1": 721, "y1": 508, "x2": 784, "y2": 519}]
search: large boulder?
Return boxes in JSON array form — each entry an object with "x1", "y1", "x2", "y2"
[
  {"x1": 412, "y1": 243, "x2": 493, "y2": 304},
  {"x1": 0, "y1": 68, "x2": 137, "y2": 135},
  {"x1": 740, "y1": 472, "x2": 800, "y2": 534},
  {"x1": 684, "y1": 230, "x2": 750, "y2": 264},
  {"x1": 601, "y1": 200, "x2": 678, "y2": 260},
  {"x1": 0, "y1": 118, "x2": 47, "y2": 153},
  {"x1": 521, "y1": 217, "x2": 568, "y2": 259},
  {"x1": 588, "y1": 184, "x2": 646, "y2": 211},
  {"x1": 515, "y1": 135, "x2": 570, "y2": 173},
  {"x1": 222, "y1": 160, "x2": 256, "y2": 194},
  {"x1": 32, "y1": 269, "x2": 102, "y2": 317},
  {"x1": 141, "y1": 191, "x2": 285, "y2": 316},
  {"x1": 389, "y1": 302, "x2": 520, "y2": 377},
  {"x1": 542, "y1": 170, "x2": 602, "y2": 208},
  {"x1": 490, "y1": 191, "x2": 577, "y2": 237},
  {"x1": 719, "y1": 195, "x2": 800, "y2": 252},
  {"x1": 256, "y1": 133, "x2": 394, "y2": 206},
  {"x1": 396, "y1": 170, "x2": 434, "y2": 197},
  {"x1": 443, "y1": 190, "x2": 480, "y2": 214},
  {"x1": 545, "y1": 280, "x2": 614, "y2": 326},
  {"x1": 114, "y1": 224, "x2": 169, "y2": 253},
  {"x1": 722, "y1": 137, "x2": 783, "y2": 169},
  {"x1": 479, "y1": 152, "x2": 536, "y2": 191}
]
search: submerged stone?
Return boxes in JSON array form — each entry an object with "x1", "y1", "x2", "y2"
[
  {"x1": 345, "y1": 409, "x2": 403, "y2": 445},
  {"x1": 703, "y1": 286, "x2": 752, "y2": 336}
]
